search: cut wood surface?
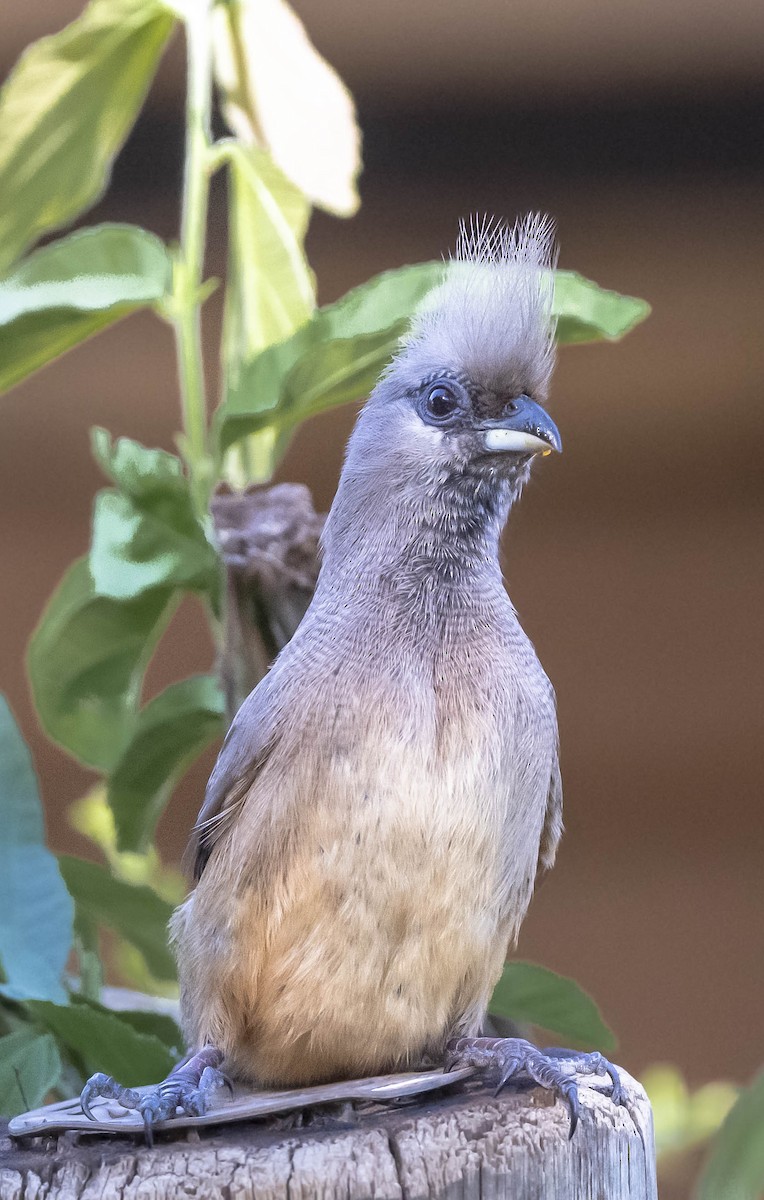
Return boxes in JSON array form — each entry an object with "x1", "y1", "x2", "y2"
[{"x1": 0, "y1": 1070, "x2": 656, "y2": 1200}]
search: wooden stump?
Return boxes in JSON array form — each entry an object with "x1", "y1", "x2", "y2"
[{"x1": 0, "y1": 1071, "x2": 656, "y2": 1200}]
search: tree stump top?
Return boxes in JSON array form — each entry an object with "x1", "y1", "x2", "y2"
[{"x1": 0, "y1": 1069, "x2": 656, "y2": 1200}]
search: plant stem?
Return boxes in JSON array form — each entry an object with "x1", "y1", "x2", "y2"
[{"x1": 174, "y1": 2, "x2": 214, "y2": 514}]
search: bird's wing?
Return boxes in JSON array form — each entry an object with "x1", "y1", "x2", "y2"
[
  {"x1": 189, "y1": 671, "x2": 279, "y2": 881},
  {"x1": 536, "y1": 746, "x2": 563, "y2": 882}
]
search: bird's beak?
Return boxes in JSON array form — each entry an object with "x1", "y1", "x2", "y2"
[{"x1": 481, "y1": 395, "x2": 562, "y2": 456}]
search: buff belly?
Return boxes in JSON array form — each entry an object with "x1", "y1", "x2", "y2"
[{"x1": 176, "y1": 793, "x2": 512, "y2": 1086}]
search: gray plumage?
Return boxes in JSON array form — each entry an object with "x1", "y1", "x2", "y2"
[{"x1": 174, "y1": 214, "x2": 564, "y2": 1086}]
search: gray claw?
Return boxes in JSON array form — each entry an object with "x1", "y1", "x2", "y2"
[
  {"x1": 445, "y1": 1037, "x2": 618, "y2": 1137},
  {"x1": 78, "y1": 1046, "x2": 228, "y2": 1144},
  {"x1": 142, "y1": 1107, "x2": 156, "y2": 1149},
  {"x1": 492, "y1": 1053, "x2": 521, "y2": 1094},
  {"x1": 145, "y1": 1074, "x2": 222, "y2": 1137},
  {"x1": 607, "y1": 1066, "x2": 625, "y2": 1107},
  {"x1": 198, "y1": 1065, "x2": 232, "y2": 1098},
  {"x1": 542, "y1": 1047, "x2": 625, "y2": 1108},
  {"x1": 80, "y1": 1073, "x2": 142, "y2": 1121},
  {"x1": 558, "y1": 1079, "x2": 580, "y2": 1138}
]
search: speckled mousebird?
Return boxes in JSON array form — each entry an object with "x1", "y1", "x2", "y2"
[{"x1": 81, "y1": 215, "x2": 623, "y2": 1140}]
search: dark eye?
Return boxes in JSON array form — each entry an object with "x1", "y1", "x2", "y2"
[{"x1": 424, "y1": 384, "x2": 459, "y2": 423}]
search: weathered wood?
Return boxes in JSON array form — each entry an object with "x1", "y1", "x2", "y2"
[{"x1": 0, "y1": 1071, "x2": 656, "y2": 1200}]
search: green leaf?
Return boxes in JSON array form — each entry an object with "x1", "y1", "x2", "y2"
[
  {"x1": 213, "y1": 0, "x2": 361, "y2": 217},
  {"x1": 696, "y1": 1070, "x2": 764, "y2": 1200},
  {"x1": 0, "y1": 224, "x2": 171, "y2": 395},
  {"x1": 73, "y1": 908, "x2": 104, "y2": 1003},
  {"x1": 28, "y1": 558, "x2": 174, "y2": 770},
  {"x1": 0, "y1": 1029, "x2": 61, "y2": 1117},
  {"x1": 27, "y1": 999, "x2": 175, "y2": 1087},
  {"x1": 91, "y1": 425, "x2": 187, "y2": 493},
  {"x1": 215, "y1": 262, "x2": 650, "y2": 462},
  {"x1": 553, "y1": 270, "x2": 650, "y2": 345},
  {"x1": 223, "y1": 143, "x2": 314, "y2": 361},
  {"x1": 643, "y1": 1063, "x2": 738, "y2": 1159},
  {"x1": 0, "y1": 0, "x2": 175, "y2": 273},
  {"x1": 215, "y1": 261, "x2": 444, "y2": 457},
  {"x1": 68, "y1": 787, "x2": 186, "y2": 904},
  {"x1": 90, "y1": 429, "x2": 220, "y2": 601},
  {"x1": 221, "y1": 143, "x2": 315, "y2": 486},
  {"x1": 73, "y1": 995, "x2": 183, "y2": 1056},
  {"x1": 58, "y1": 855, "x2": 176, "y2": 981},
  {"x1": 489, "y1": 961, "x2": 616, "y2": 1052},
  {"x1": 108, "y1": 675, "x2": 226, "y2": 853},
  {"x1": 0, "y1": 698, "x2": 73, "y2": 1003}
]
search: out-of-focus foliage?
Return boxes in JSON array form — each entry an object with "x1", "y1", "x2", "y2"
[
  {"x1": 27, "y1": 557, "x2": 175, "y2": 771},
  {"x1": 89, "y1": 429, "x2": 221, "y2": 601},
  {"x1": 59, "y1": 856, "x2": 177, "y2": 982},
  {"x1": 107, "y1": 675, "x2": 226, "y2": 852},
  {"x1": 645, "y1": 1063, "x2": 764, "y2": 1200},
  {"x1": 696, "y1": 1069, "x2": 764, "y2": 1200},
  {"x1": 0, "y1": 695, "x2": 183, "y2": 1116},
  {"x1": 28, "y1": 998, "x2": 176, "y2": 1087},
  {"x1": 0, "y1": 1030, "x2": 61, "y2": 1119},
  {"x1": 0, "y1": 699, "x2": 73, "y2": 1004},
  {"x1": 644, "y1": 1064, "x2": 738, "y2": 1161},
  {"x1": 216, "y1": 261, "x2": 443, "y2": 458},
  {"x1": 219, "y1": 141, "x2": 315, "y2": 484},
  {"x1": 212, "y1": 0, "x2": 361, "y2": 216},
  {"x1": 553, "y1": 270, "x2": 651, "y2": 344},
  {"x1": 69, "y1": 788, "x2": 185, "y2": 996},
  {"x1": 490, "y1": 961, "x2": 616, "y2": 1052},
  {"x1": 0, "y1": 225, "x2": 171, "y2": 392},
  {"x1": 69, "y1": 788, "x2": 185, "y2": 903},
  {"x1": 0, "y1": 0, "x2": 174, "y2": 273}
]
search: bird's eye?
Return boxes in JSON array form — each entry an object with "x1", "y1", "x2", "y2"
[{"x1": 424, "y1": 384, "x2": 459, "y2": 423}]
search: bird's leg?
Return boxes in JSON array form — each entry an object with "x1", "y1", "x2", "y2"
[
  {"x1": 80, "y1": 1045, "x2": 231, "y2": 1145},
  {"x1": 444, "y1": 1036, "x2": 624, "y2": 1138}
]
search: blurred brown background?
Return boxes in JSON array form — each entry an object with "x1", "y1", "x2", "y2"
[{"x1": 1, "y1": 0, "x2": 762, "y2": 1132}]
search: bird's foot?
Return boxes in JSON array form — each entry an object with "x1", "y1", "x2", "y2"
[
  {"x1": 80, "y1": 1045, "x2": 231, "y2": 1146},
  {"x1": 444, "y1": 1036, "x2": 624, "y2": 1138}
]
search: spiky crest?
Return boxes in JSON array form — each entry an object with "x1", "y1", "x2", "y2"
[{"x1": 395, "y1": 214, "x2": 558, "y2": 398}]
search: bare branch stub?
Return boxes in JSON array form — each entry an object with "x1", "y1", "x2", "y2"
[{"x1": 210, "y1": 483, "x2": 325, "y2": 720}]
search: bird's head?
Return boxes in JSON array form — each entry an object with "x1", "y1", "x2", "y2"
[{"x1": 348, "y1": 215, "x2": 561, "y2": 507}]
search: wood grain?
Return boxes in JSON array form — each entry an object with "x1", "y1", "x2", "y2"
[{"x1": 0, "y1": 1071, "x2": 656, "y2": 1199}]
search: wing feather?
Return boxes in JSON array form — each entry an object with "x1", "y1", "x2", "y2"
[
  {"x1": 189, "y1": 671, "x2": 278, "y2": 881},
  {"x1": 536, "y1": 747, "x2": 563, "y2": 883}
]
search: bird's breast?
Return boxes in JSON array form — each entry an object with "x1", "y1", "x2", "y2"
[{"x1": 287, "y1": 620, "x2": 555, "y2": 928}]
